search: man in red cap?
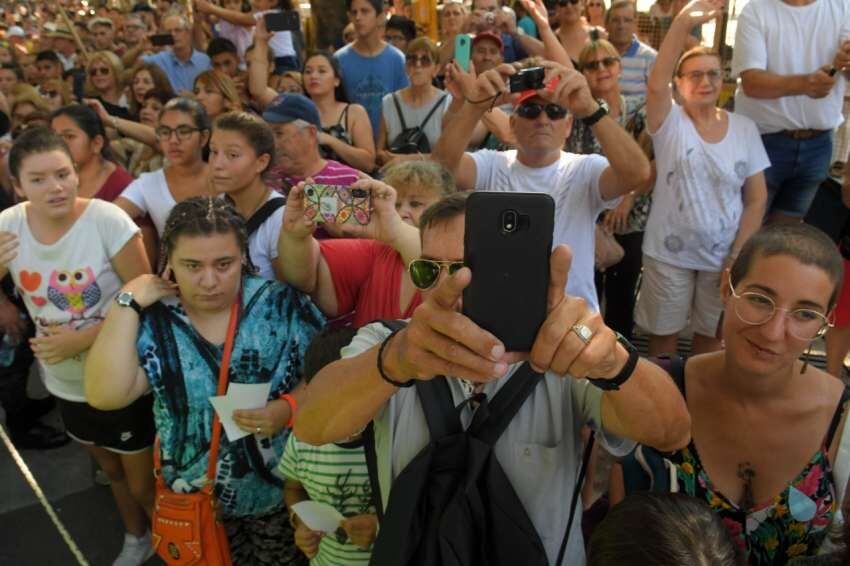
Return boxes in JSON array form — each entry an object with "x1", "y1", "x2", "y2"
[
  {"x1": 471, "y1": 31, "x2": 504, "y2": 75},
  {"x1": 434, "y1": 62, "x2": 651, "y2": 311}
]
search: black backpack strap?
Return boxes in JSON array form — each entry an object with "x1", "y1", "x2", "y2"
[
  {"x1": 362, "y1": 421, "x2": 385, "y2": 520},
  {"x1": 468, "y1": 363, "x2": 543, "y2": 445},
  {"x1": 555, "y1": 431, "x2": 595, "y2": 566},
  {"x1": 245, "y1": 198, "x2": 285, "y2": 237},
  {"x1": 391, "y1": 93, "x2": 408, "y2": 131},
  {"x1": 416, "y1": 377, "x2": 463, "y2": 440},
  {"x1": 418, "y1": 94, "x2": 447, "y2": 130}
]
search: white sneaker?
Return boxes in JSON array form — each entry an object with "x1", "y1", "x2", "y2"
[{"x1": 112, "y1": 531, "x2": 154, "y2": 566}]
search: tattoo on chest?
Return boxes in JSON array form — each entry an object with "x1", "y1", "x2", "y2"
[{"x1": 738, "y1": 461, "x2": 756, "y2": 509}]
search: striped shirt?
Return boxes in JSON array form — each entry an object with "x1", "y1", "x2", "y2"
[
  {"x1": 619, "y1": 36, "x2": 657, "y2": 101},
  {"x1": 270, "y1": 159, "x2": 360, "y2": 197},
  {"x1": 279, "y1": 435, "x2": 375, "y2": 566}
]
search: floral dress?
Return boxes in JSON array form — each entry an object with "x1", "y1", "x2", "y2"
[{"x1": 676, "y1": 388, "x2": 849, "y2": 565}]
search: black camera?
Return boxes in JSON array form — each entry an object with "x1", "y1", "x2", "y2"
[{"x1": 509, "y1": 67, "x2": 546, "y2": 93}]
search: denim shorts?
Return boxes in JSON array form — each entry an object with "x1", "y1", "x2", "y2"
[{"x1": 762, "y1": 130, "x2": 833, "y2": 218}]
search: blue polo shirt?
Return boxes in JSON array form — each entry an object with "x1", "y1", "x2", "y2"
[
  {"x1": 143, "y1": 49, "x2": 212, "y2": 93},
  {"x1": 619, "y1": 36, "x2": 657, "y2": 101}
]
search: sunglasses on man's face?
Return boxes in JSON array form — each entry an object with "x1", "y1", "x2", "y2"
[
  {"x1": 408, "y1": 259, "x2": 464, "y2": 290},
  {"x1": 582, "y1": 56, "x2": 620, "y2": 72},
  {"x1": 516, "y1": 102, "x2": 568, "y2": 121}
]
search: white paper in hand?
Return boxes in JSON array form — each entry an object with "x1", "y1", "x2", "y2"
[
  {"x1": 209, "y1": 382, "x2": 273, "y2": 442},
  {"x1": 292, "y1": 501, "x2": 345, "y2": 534}
]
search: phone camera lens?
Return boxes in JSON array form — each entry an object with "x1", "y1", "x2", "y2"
[{"x1": 502, "y1": 210, "x2": 518, "y2": 233}]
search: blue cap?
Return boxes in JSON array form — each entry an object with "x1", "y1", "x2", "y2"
[{"x1": 262, "y1": 93, "x2": 321, "y2": 128}]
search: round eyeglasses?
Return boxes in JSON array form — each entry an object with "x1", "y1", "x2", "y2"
[{"x1": 728, "y1": 280, "x2": 832, "y2": 341}]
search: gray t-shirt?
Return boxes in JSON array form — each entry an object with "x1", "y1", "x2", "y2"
[
  {"x1": 342, "y1": 322, "x2": 635, "y2": 565},
  {"x1": 381, "y1": 90, "x2": 451, "y2": 151}
]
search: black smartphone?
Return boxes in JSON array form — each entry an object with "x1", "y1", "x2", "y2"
[
  {"x1": 264, "y1": 10, "x2": 300, "y2": 32},
  {"x1": 70, "y1": 69, "x2": 86, "y2": 102},
  {"x1": 509, "y1": 66, "x2": 546, "y2": 93},
  {"x1": 463, "y1": 192, "x2": 554, "y2": 352},
  {"x1": 150, "y1": 33, "x2": 175, "y2": 46}
]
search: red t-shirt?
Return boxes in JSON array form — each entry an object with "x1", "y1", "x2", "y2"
[
  {"x1": 94, "y1": 166, "x2": 134, "y2": 202},
  {"x1": 320, "y1": 239, "x2": 422, "y2": 328}
]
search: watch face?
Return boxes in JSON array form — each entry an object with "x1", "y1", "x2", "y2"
[{"x1": 116, "y1": 292, "x2": 133, "y2": 306}]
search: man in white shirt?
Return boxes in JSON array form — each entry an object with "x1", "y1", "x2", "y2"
[
  {"x1": 433, "y1": 62, "x2": 651, "y2": 310},
  {"x1": 732, "y1": 0, "x2": 850, "y2": 223}
]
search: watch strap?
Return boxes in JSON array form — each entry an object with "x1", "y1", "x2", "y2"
[
  {"x1": 587, "y1": 333, "x2": 638, "y2": 391},
  {"x1": 581, "y1": 104, "x2": 608, "y2": 127},
  {"x1": 116, "y1": 292, "x2": 143, "y2": 316}
]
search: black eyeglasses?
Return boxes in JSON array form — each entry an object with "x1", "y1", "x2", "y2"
[
  {"x1": 516, "y1": 102, "x2": 568, "y2": 121},
  {"x1": 408, "y1": 259, "x2": 464, "y2": 290},
  {"x1": 582, "y1": 57, "x2": 620, "y2": 72},
  {"x1": 89, "y1": 67, "x2": 110, "y2": 77},
  {"x1": 557, "y1": 0, "x2": 581, "y2": 6},
  {"x1": 406, "y1": 54, "x2": 433, "y2": 67},
  {"x1": 155, "y1": 125, "x2": 201, "y2": 141}
]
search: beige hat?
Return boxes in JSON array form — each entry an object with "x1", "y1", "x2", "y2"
[{"x1": 46, "y1": 26, "x2": 75, "y2": 41}]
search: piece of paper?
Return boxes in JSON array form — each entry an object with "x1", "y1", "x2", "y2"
[
  {"x1": 209, "y1": 382, "x2": 273, "y2": 442},
  {"x1": 291, "y1": 501, "x2": 345, "y2": 534}
]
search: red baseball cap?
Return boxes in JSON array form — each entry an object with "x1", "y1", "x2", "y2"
[
  {"x1": 472, "y1": 31, "x2": 504, "y2": 51},
  {"x1": 513, "y1": 75, "x2": 562, "y2": 108}
]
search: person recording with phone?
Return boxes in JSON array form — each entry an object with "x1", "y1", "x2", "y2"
[
  {"x1": 294, "y1": 191, "x2": 691, "y2": 565},
  {"x1": 433, "y1": 59, "x2": 651, "y2": 311},
  {"x1": 132, "y1": 14, "x2": 212, "y2": 94},
  {"x1": 277, "y1": 160, "x2": 453, "y2": 328}
]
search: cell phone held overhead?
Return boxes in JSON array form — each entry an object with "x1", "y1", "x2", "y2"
[
  {"x1": 264, "y1": 10, "x2": 300, "y2": 32},
  {"x1": 303, "y1": 184, "x2": 371, "y2": 226},
  {"x1": 462, "y1": 192, "x2": 554, "y2": 353}
]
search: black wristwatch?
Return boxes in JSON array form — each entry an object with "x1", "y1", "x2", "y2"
[
  {"x1": 587, "y1": 333, "x2": 638, "y2": 391},
  {"x1": 581, "y1": 104, "x2": 608, "y2": 127},
  {"x1": 115, "y1": 291, "x2": 143, "y2": 316}
]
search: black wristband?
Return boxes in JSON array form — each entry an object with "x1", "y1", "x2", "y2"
[
  {"x1": 377, "y1": 328, "x2": 414, "y2": 388},
  {"x1": 586, "y1": 333, "x2": 638, "y2": 391},
  {"x1": 581, "y1": 104, "x2": 608, "y2": 127}
]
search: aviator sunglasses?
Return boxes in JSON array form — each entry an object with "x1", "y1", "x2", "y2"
[{"x1": 409, "y1": 259, "x2": 464, "y2": 290}]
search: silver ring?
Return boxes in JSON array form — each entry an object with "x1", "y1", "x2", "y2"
[
  {"x1": 255, "y1": 426, "x2": 261, "y2": 434},
  {"x1": 571, "y1": 323, "x2": 594, "y2": 345}
]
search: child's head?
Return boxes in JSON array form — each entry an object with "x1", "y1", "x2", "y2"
[
  {"x1": 303, "y1": 326, "x2": 359, "y2": 384},
  {"x1": 9, "y1": 126, "x2": 78, "y2": 218}
]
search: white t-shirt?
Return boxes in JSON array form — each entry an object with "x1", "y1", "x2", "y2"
[
  {"x1": 731, "y1": 0, "x2": 850, "y2": 133},
  {"x1": 471, "y1": 150, "x2": 615, "y2": 311},
  {"x1": 119, "y1": 169, "x2": 176, "y2": 235},
  {"x1": 0, "y1": 199, "x2": 138, "y2": 401},
  {"x1": 645, "y1": 104, "x2": 770, "y2": 271},
  {"x1": 248, "y1": 193, "x2": 284, "y2": 280},
  {"x1": 254, "y1": 10, "x2": 296, "y2": 59},
  {"x1": 343, "y1": 322, "x2": 634, "y2": 566}
]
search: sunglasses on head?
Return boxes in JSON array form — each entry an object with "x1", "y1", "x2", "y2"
[
  {"x1": 516, "y1": 102, "x2": 568, "y2": 120},
  {"x1": 408, "y1": 259, "x2": 464, "y2": 290},
  {"x1": 89, "y1": 67, "x2": 110, "y2": 76},
  {"x1": 582, "y1": 56, "x2": 620, "y2": 71}
]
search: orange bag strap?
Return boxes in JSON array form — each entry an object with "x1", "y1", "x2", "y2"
[{"x1": 154, "y1": 298, "x2": 241, "y2": 493}]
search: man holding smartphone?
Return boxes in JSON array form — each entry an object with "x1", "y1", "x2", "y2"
[
  {"x1": 433, "y1": 62, "x2": 652, "y2": 311},
  {"x1": 732, "y1": 0, "x2": 850, "y2": 224},
  {"x1": 137, "y1": 14, "x2": 211, "y2": 93},
  {"x1": 294, "y1": 193, "x2": 691, "y2": 565}
]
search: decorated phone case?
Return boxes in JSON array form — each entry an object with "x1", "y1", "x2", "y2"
[{"x1": 303, "y1": 184, "x2": 371, "y2": 225}]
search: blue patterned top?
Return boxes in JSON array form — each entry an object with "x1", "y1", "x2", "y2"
[{"x1": 137, "y1": 276, "x2": 325, "y2": 517}]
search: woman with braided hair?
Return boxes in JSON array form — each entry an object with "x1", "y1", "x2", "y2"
[{"x1": 86, "y1": 196, "x2": 325, "y2": 564}]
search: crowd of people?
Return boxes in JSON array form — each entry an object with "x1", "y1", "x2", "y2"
[{"x1": 0, "y1": 0, "x2": 849, "y2": 564}]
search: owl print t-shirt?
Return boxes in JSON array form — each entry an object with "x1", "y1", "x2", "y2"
[
  {"x1": 0, "y1": 199, "x2": 139, "y2": 401},
  {"x1": 644, "y1": 103, "x2": 771, "y2": 272}
]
